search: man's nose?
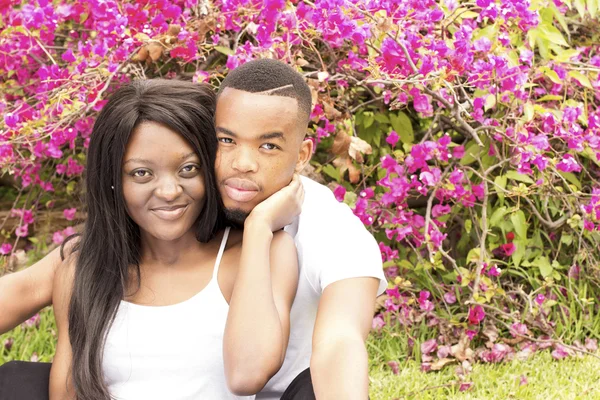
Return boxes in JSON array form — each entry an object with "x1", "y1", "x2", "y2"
[
  {"x1": 231, "y1": 147, "x2": 258, "y2": 173},
  {"x1": 155, "y1": 177, "x2": 183, "y2": 201}
]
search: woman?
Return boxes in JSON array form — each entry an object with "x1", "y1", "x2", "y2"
[{"x1": 49, "y1": 79, "x2": 301, "y2": 399}]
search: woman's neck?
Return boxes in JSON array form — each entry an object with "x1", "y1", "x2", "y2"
[{"x1": 139, "y1": 229, "x2": 204, "y2": 267}]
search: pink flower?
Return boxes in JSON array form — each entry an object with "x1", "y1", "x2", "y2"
[
  {"x1": 468, "y1": 305, "x2": 486, "y2": 324},
  {"x1": 556, "y1": 154, "x2": 582, "y2": 173},
  {"x1": 15, "y1": 224, "x2": 28, "y2": 237},
  {"x1": 510, "y1": 323, "x2": 528, "y2": 338},
  {"x1": 418, "y1": 291, "x2": 434, "y2": 312},
  {"x1": 3, "y1": 338, "x2": 13, "y2": 351},
  {"x1": 466, "y1": 329, "x2": 478, "y2": 340},
  {"x1": 333, "y1": 186, "x2": 346, "y2": 202},
  {"x1": 551, "y1": 344, "x2": 571, "y2": 360},
  {"x1": 386, "y1": 130, "x2": 399, "y2": 147},
  {"x1": 62, "y1": 49, "x2": 76, "y2": 63},
  {"x1": 63, "y1": 227, "x2": 76, "y2": 237},
  {"x1": 52, "y1": 231, "x2": 65, "y2": 244},
  {"x1": 535, "y1": 294, "x2": 546, "y2": 306},
  {"x1": 459, "y1": 382, "x2": 474, "y2": 392},
  {"x1": 519, "y1": 375, "x2": 528, "y2": 386},
  {"x1": 421, "y1": 339, "x2": 438, "y2": 355},
  {"x1": 0, "y1": 243, "x2": 12, "y2": 255},
  {"x1": 387, "y1": 361, "x2": 399, "y2": 375},
  {"x1": 443, "y1": 291, "x2": 457, "y2": 304},
  {"x1": 63, "y1": 208, "x2": 77, "y2": 221},
  {"x1": 452, "y1": 145, "x2": 465, "y2": 159},
  {"x1": 585, "y1": 338, "x2": 598, "y2": 352},
  {"x1": 487, "y1": 265, "x2": 501, "y2": 277}
]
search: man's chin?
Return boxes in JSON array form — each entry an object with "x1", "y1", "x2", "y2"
[{"x1": 223, "y1": 207, "x2": 250, "y2": 227}]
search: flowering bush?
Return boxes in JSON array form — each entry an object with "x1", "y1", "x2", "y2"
[{"x1": 1, "y1": 0, "x2": 600, "y2": 371}]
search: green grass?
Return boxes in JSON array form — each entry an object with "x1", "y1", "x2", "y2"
[{"x1": 2, "y1": 308, "x2": 600, "y2": 399}]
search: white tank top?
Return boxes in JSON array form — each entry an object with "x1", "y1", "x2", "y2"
[{"x1": 102, "y1": 227, "x2": 253, "y2": 400}]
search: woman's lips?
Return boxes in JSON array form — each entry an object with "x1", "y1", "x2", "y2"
[
  {"x1": 151, "y1": 205, "x2": 188, "y2": 220},
  {"x1": 223, "y1": 179, "x2": 260, "y2": 203}
]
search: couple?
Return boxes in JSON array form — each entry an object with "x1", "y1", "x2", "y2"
[{"x1": 0, "y1": 59, "x2": 385, "y2": 400}]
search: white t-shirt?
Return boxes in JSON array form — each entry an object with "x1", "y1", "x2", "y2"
[{"x1": 257, "y1": 177, "x2": 386, "y2": 399}]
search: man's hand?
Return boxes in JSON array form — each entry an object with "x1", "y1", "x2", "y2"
[{"x1": 246, "y1": 173, "x2": 304, "y2": 232}]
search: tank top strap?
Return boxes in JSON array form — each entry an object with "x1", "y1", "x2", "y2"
[{"x1": 212, "y1": 226, "x2": 231, "y2": 281}]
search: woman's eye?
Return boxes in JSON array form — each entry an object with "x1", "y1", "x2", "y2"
[
  {"x1": 181, "y1": 165, "x2": 198, "y2": 173},
  {"x1": 260, "y1": 143, "x2": 278, "y2": 150},
  {"x1": 133, "y1": 170, "x2": 151, "y2": 178},
  {"x1": 218, "y1": 137, "x2": 234, "y2": 144}
]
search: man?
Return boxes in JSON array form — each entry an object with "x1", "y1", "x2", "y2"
[{"x1": 0, "y1": 59, "x2": 386, "y2": 399}]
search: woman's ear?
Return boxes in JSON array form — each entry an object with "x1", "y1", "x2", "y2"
[{"x1": 295, "y1": 138, "x2": 314, "y2": 172}]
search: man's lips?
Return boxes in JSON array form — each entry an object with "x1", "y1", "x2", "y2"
[
  {"x1": 223, "y1": 178, "x2": 260, "y2": 203},
  {"x1": 150, "y1": 204, "x2": 189, "y2": 220}
]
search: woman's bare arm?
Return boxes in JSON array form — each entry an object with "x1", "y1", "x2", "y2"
[
  {"x1": 0, "y1": 247, "x2": 63, "y2": 334},
  {"x1": 49, "y1": 256, "x2": 76, "y2": 400}
]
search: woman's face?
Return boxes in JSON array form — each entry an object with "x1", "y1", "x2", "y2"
[{"x1": 121, "y1": 122, "x2": 205, "y2": 242}]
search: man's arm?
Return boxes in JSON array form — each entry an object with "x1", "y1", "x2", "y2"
[
  {"x1": 223, "y1": 228, "x2": 299, "y2": 396},
  {"x1": 0, "y1": 246, "x2": 62, "y2": 334},
  {"x1": 310, "y1": 277, "x2": 380, "y2": 400}
]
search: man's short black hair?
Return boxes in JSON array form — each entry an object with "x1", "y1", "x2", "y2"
[{"x1": 218, "y1": 59, "x2": 313, "y2": 125}]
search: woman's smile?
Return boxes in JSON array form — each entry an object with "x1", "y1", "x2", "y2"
[{"x1": 150, "y1": 204, "x2": 189, "y2": 221}]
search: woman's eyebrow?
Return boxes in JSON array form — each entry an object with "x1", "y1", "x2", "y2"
[{"x1": 123, "y1": 157, "x2": 154, "y2": 166}]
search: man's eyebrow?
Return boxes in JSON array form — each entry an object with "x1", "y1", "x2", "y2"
[
  {"x1": 259, "y1": 132, "x2": 286, "y2": 142},
  {"x1": 216, "y1": 127, "x2": 237, "y2": 137}
]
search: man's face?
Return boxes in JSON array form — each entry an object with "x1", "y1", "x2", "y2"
[{"x1": 214, "y1": 88, "x2": 311, "y2": 224}]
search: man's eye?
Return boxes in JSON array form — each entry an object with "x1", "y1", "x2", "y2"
[
  {"x1": 260, "y1": 143, "x2": 279, "y2": 150},
  {"x1": 218, "y1": 137, "x2": 234, "y2": 144}
]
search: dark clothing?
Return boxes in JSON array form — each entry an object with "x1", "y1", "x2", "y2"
[
  {"x1": 0, "y1": 361, "x2": 51, "y2": 400},
  {"x1": 0, "y1": 361, "x2": 315, "y2": 400}
]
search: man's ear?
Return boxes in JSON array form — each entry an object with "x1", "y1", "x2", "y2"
[{"x1": 295, "y1": 137, "x2": 314, "y2": 172}]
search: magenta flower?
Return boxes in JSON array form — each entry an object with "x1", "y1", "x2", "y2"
[
  {"x1": 534, "y1": 294, "x2": 546, "y2": 306},
  {"x1": 468, "y1": 305, "x2": 486, "y2": 324},
  {"x1": 3, "y1": 338, "x2": 13, "y2": 352},
  {"x1": 4, "y1": 112, "x2": 19, "y2": 128},
  {"x1": 62, "y1": 49, "x2": 76, "y2": 63},
  {"x1": 386, "y1": 130, "x2": 399, "y2": 147},
  {"x1": 418, "y1": 291, "x2": 434, "y2": 312},
  {"x1": 52, "y1": 231, "x2": 65, "y2": 245},
  {"x1": 15, "y1": 224, "x2": 29, "y2": 237},
  {"x1": 63, "y1": 208, "x2": 77, "y2": 221},
  {"x1": 387, "y1": 361, "x2": 399, "y2": 375},
  {"x1": 452, "y1": 145, "x2": 465, "y2": 159},
  {"x1": 556, "y1": 154, "x2": 582, "y2": 173},
  {"x1": 0, "y1": 243, "x2": 12, "y2": 255},
  {"x1": 333, "y1": 185, "x2": 346, "y2": 202},
  {"x1": 372, "y1": 315, "x2": 385, "y2": 330}
]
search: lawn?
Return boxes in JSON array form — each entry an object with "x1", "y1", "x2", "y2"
[{"x1": 2, "y1": 307, "x2": 600, "y2": 399}]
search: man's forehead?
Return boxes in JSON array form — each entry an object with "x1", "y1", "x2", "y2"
[{"x1": 216, "y1": 87, "x2": 299, "y2": 112}]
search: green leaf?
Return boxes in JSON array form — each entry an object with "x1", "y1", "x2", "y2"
[
  {"x1": 559, "y1": 171, "x2": 582, "y2": 190},
  {"x1": 588, "y1": 0, "x2": 598, "y2": 17},
  {"x1": 550, "y1": 4, "x2": 570, "y2": 34},
  {"x1": 494, "y1": 175, "x2": 507, "y2": 203},
  {"x1": 215, "y1": 46, "x2": 235, "y2": 56},
  {"x1": 523, "y1": 102, "x2": 535, "y2": 122},
  {"x1": 374, "y1": 113, "x2": 390, "y2": 124},
  {"x1": 363, "y1": 113, "x2": 375, "y2": 129},
  {"x1": 537, "y1": 94, "x2": 563, "y2": 102},
  {"x1": 539, "y1": 23, "x2": 569, "y2": 47},
  {"x1": 574, "y1": 0, "x2": 586, "y2": 18},
  {"x1": 389, "y1": 112, "x2": 414, "y2": 144},
  {"x1": 552, "y1": 49, "x2": 580, "y2": 63},
  {"x1": 533, "y1": 256, "x2": 553, "y2": 278},
  {"x1": 511, "y1": 210, "x2": 528, "y2": 240},
  {"x1": 490, "y1": 206, "x2": 508, "y2": 227},
  {"x1": 540, "y1": 66, "x2": 563, "y2": 85},
  {"x1": 467, "y1": 248, "x2": 480, "y2": 264},
  {"x1": 561, "y1": 233, "x2": 573, "y2": 246},
  {"x1": 511, "y1": 239, "x2": 526, "y2": 267},
  {"x1": 321, "y1": 165, "x2": 340, "y2": 181},
  {"x1": 506, "y1": 171, "x2": 534, "y2": 184},
  {"x1": 568, "y1": 71, "x2": 593, "y2": 89},
  {"x1": 459, "y1": 141, "x2": 484, "y2": 166}
]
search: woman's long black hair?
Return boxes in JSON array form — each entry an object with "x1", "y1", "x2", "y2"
[{"x1": 66, "y1": 79, "x2": 220, "y2": 399}]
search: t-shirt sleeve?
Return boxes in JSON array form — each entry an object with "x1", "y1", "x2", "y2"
[{"x1": 300, "y1": 202, "x2": 387, "y2": 296}]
